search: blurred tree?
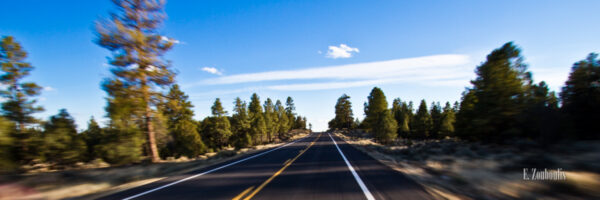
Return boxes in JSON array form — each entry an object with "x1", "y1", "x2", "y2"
[
  {"x1": 391, "y1": 98, "x2": 411, "y2": 137},
  {"x1": 231, "y1": 97, "x2": 252, "y2": 148},
  {"x1": 412, "y1": 100, "x2": 433, "y2": 139},
  {"x1": 42, "y1": 109, "x2": 86, "y2": 165},
  {"x1": 560, "y1": 53, "x2": 600, "y2": 139},
  {"x1": 0, "y1": 117, "x2": 15, "y2": 171},
  {"x1": 0, "y1": 36, "x2": 43, "y2": 158},
  {"x1": 456, "y1": 42, "x2": 531, "y2": 141},
  {"x1": 439, "y1": 102, "x2": 456, "y2": 137},
  {"x1": 329, "y1": 94, "x2": 353, "y2": 130},
  {"x1": 161, "y1": 84, "x2": 206, "y2": 158},
  {"x1": 430, "y1": 102, "x2": 442, "y2": 138},
  {"x1": 96, "y1": 0, "x2": 175, "y2": 162},
  {"x1": 373, "y1": 109, "x2": 398, "y2": 144},
  {"x1": 81, "y1": 117, "x2": 104, "y2": 161}
]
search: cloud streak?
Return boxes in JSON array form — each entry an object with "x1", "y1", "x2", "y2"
[{"x1": 190, "y1": 54, "x2": 471, "y2": 87}]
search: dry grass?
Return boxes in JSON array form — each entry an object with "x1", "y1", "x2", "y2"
[
  {"x1": 334, "y1": 130, "x2": 600, "y2": 200},
  {"x1": 0, "y1": 130, "x2": 310, "y2": 200}
]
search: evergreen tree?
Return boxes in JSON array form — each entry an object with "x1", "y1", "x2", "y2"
[
  {"x1": 285, "y1": 97, "x2": 296, "y2": 129},
  {"x1": 0, "y1": 36, "x2": 44, "y2": 133},
  {"x1": 263, "y1": 98, "x2": 278, "y2": 142},
  {"x1": 560, "y1": 53, "x2": 600, "y2": 139},
  {"x1": 81, "y1": 117, "x2": 104, "y2": 161},
  {"x1": 42, "y1": 109, "x2": 86, "y2": 165},
  {"x1": 231, "y1": 97, "x2": 252, "y2": 148},
  {"x1": 276, "y1": 100, "x2": 290, "y2": 137},
  {"x1": 99, "y1": 127, "x2": 144, "y2": 165},
  {"x1": 0, "y1": 36, "x2": 43, "y2": 159},
  {"x1": 101, "y1": 79, "x2": 146, "y2": 164},
  {"x1": 364, "y1": 87, "x2": 397, "y2": 142},
  {"x1": 430, "y1": 102, "x2": 442, "y2": 138},
  {"x1": 439, "y1": 102, "x2": 456, "y2": 137},
  {"x1": 518, "y1": 81, "x2": 561, "y2": 141},
  {"x1": 456, "y1": 42, "x2": 531, "y2": 141},
  {"x1": 203, "y1": 98, "x2": 232, "y2": 149},
  {"x1": 161, "y1": 85, "x2": 206, "y2": 157},
  {"x1": 329, "y1": 94, "x2": 353, "y2": 129},
  {"x1": 363, "y1": 87, "x2": 388, "y2": 131},
  {"x1": 391, "y1": 98, "x2": 411, "y2": 137},
  {"x1": 373, "y1": 110, "x2": 398, "y2": 144},
  {"x1": 0, "y1": 117, "x2": 15, "y2": 171},
  {"x1": 96, "y1": 0, "x2": 176, "y2": 162},
  {"x1": 412, "y1": 100, "x2": 433, "y2": 138},
  {"x1": 249, "y1": 93, "x2": 266, "y2": 144}
]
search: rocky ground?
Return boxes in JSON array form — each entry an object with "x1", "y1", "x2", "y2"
[{"x1": 335, "y1": 130, "x2": 600, "y2": 200}]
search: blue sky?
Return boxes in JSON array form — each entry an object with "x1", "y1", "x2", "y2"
[{"x1": 1, "y1": 0, "x2": 598, "y2": 131}]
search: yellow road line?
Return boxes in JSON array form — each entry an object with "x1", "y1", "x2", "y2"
[
  {"x1": 232, "y1": 186, "x2": 255, "y2": 200},
  {"x1": 283, "y1": 159, "x2": 291, "y2": 165},
  {"x1": 240, "y1": 133, "x2": 321, "y2": 200}
]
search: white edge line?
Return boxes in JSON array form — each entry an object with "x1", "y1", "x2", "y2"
[
  {"x1": 122, "y1": 134, "x2": 311, "y2": 200},
  {"x1": 328, "y1": 133, "x2": 376, "y2": 200}
]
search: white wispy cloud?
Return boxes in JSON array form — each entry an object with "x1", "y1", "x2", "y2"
[
  {"x1": 326, "y1": 44, "x2": 359, "y2": 59},
  {"x1": 267, "y1": 76, "x2": 471, "y2": 91},
  {"x1": 161, "y1": 36, "x2": 181, "y2": 44},
  {"x1": 189, "y1": 54, "x2": 471, "y2": 87},
  {"x1": 201, "y1": 67, "x2": 223, "y2": 75},
  {"x1": 43, "y1": 86, "x2": 55, "y2": 91}
]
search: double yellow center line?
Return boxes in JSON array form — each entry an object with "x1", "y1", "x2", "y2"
[{"x1": 233, "y1": 133, "x2": 321, "y2": 200}]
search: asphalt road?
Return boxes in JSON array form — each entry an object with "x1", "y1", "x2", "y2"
[{"x1": 98, "y1": 132, "x2": 434, "y2": 200}]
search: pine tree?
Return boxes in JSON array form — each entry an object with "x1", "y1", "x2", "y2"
[
  {"x1": 285, "y1": 97, "x2": 296, "y2": 129},
  {"x1": 0, "y1": 36, "x2": 43, "y2": 159},
  {"x1": 263, "y1": 98, "x2": 278, "y2": 142},
  {"x1": 161, "y1": 85, "x2": 206, "y2": 157},
  {"x1": 96, "y1": 0, "x2": 176, "y2": 162},
  {"x1": 456, "y1": 42, "x2": 531, "y2": 141},
  {"x1": 560, "y1": 53, "x2": 600, "y2": 139},
  {"x1": 0, "y1": 117, "x2": 15, "y2": 171},
  {"x1": 412, "y1": 100, "x2": 433, "y2": 139},
  {"x1": 364, "y1": 87, "x2": 397, "y2": 142},
  {"x1": 391, "y1": 98, "x2": 411, "y2": 138},
  {"x1": 0, "y1": 36, "x2": 44, "y2": 133},
  {"x1": 81, "y1": 117, "x2": 104, "y2": 161},
  {"x1": 249, "y1": 93, "x2": 266, "y2": 144},
  {"x1": 231, "y1": 97, "x2": 252, "y2": 148},
  {"x1": 430, "y1": 102, "x2": 442, "y2": 138},
  {"x1": 42, "y1": 109, "x2": 86, "y2": 165},
  {"x1": 203, "y1": 98, "x2": 232, "y2": 149},
  {"x1": 363, "y1": 87, "x2": 388, "y2": 131},
  {"x1": 276, "y1": 100, "x2": 290, "y2": 137},
  {"x1": 439, "y1": 102, "x2": 456, "y2": 137},
  {"x1": 373, "y1": 110, "x2": 398, "y2": 144},
  {"x1": 330, "y1": 94, "x2": 353, "y2": 130}
]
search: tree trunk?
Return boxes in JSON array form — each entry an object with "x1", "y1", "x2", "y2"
[{"x1": 142, "y1": 82, "x2": 160, "y2": 163}]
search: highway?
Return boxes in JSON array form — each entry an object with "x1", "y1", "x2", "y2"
[{"x1": 98, "y1": 132, "x2": 434, "y2": 200}]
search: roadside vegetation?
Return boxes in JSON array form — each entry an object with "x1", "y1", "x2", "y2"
[
  {"x1": 0, "y1": 0, "x2": 309, "y2": 174},
  {"x1": 329, "y1": 42, "x2": 600, "y2": 199}
]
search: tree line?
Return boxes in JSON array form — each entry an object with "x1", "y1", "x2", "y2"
[
  {"x1": 0, "y1": 0, "x2": 308, "y2": 171},
  {"x1": 330, "y1": 42, "x2": 599, "y2": 144}
]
